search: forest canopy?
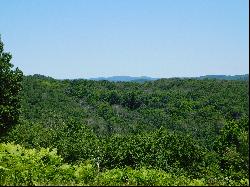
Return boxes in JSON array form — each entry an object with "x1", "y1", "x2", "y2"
[{"x1": 0, "y1": 37, "x2": 249, "y2": 186}]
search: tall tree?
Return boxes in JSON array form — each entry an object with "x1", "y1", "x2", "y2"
[{"x1": 0, "y1": 36, "x2": 23, "y2": 136}]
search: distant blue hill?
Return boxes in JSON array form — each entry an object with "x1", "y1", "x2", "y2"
[
  {"x1": 89, "y1": 76, "x2": 158, "y2": 82},
  {"x1": 88, "y1": 74, "x2": 248, "y2": 82},
  {"x1": 195, "y1": 74, "x2": 249, "y2": 80}
]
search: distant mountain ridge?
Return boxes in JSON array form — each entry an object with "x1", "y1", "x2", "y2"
[
  {"x1": 89, "y1": 74, "x2": 248, "y2": 82},
  {"x1": 28, "y1": 74, "x2": 248, "y2": 82},
  {"x1": 195, "y1": 74, "x2": 249, "y2": 80},
  {"x1": 89, "y1": 76, "x2": 158, "y2": 82}
]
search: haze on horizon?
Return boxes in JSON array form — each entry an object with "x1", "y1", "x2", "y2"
[{"x1": 0, "y1": 0, "x2": 249, "y2": 79}]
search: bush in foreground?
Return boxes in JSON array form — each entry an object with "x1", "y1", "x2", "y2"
[{"x1": 0, "y1": 142, "x2": 249, "y2": 186}]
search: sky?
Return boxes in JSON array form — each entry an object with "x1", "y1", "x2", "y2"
[{"x1": 0, "y1": 0, "x2": 249, "y2": 79}]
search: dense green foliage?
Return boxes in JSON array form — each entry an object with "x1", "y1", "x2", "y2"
[
  {"x1": 0, "y1": 73, "x2": 248, "y2": 185},
  {"x1": 0, "y1": 142, "x2": 248, "y2": 186},
  {"x1": 0, "y1": 38, "x2": 248, "y2": 185},
  {"x1": 0, "y1": 37, "x2": 23, "y2": 135}
]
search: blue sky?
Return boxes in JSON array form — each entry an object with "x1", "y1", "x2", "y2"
[{"x1": 0, "y1": 0, "x2": 249, "y2": 79}]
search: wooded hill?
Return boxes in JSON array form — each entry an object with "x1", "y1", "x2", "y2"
[{"x1": 1, "y1": 73, "x2": 248, "y2": 185}]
